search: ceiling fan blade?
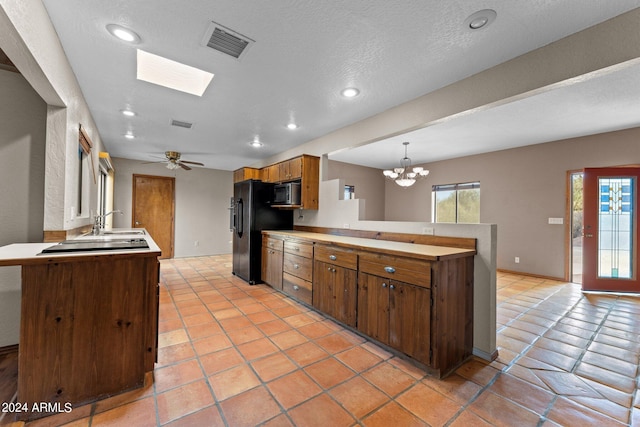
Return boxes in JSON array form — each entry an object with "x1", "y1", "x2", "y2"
[
  {"x1": 178, "y1": 162, "x2": 192, "y2": 171},
  {"x1": 180, "y1": 160, "x2": 204, "y2": 166}
]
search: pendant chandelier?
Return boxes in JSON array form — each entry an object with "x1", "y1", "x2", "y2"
[{"x1": 382, "y1": 142, "x2": 429, "y2": 187}]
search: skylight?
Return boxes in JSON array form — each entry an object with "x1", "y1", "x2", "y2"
[{"x1": 136, "y1": 49, "x2": 214, "y2": 96}]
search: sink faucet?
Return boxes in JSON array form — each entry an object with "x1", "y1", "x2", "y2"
[{"x1": 92, "y1": 210, "x2": 123, "y2": 235}]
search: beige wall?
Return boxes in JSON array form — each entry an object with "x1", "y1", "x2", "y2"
[
  {"x1": 111, "y1": 158, "x2": 234, "y2": 257},
  {"x1": 0, "y1": 0, "x2": 106, "y2": 232},
  {"x1": 327, "y1": 160, "x2": 385, "y2": 220},
  {"x1": 0, "y1": 69, "x2": 47, "y2": 346}
]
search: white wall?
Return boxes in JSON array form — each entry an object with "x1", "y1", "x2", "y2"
[
  {"x1": 111, "y1": 158, "x2": 233, "y2": 257},
  {"x1": 0, "y1": 69, "x2": 47, "y2": 347}
]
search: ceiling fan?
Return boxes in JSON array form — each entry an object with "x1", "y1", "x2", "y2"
[{"x1": 145, "y1": 151, "x2": 204, "y2": 170}]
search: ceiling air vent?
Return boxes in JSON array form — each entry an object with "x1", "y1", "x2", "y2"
[
  {"x1": 171, "y1": 119, "x2": 193, "y2": 129},
  {"x1": 202, "y1": 22, "x2": 254, "y2": 60}
]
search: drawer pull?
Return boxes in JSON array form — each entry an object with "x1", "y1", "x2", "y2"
[
  {"x1": 293, "y1": 285, "x2": 300, "y2": 291},
  {"x1": 329, "y1": 255, "x2": 337, "y2": 261},
  {"x1": 294, "y1": 247, "x2": 300, "y2": 251},
  {"x1": 384, "y1": 266, "x2": 396, "y2": 274},
  {"x1": 294, "y1": 264, "x2": 300, "y2": 269},
  {"x1": 382, "y1": 283, "x2": 387, "y2": 288}
]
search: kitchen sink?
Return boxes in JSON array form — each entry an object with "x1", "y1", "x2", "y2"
[
  {"x1": 100, "y1": 229, "x2": 146, "y2": 235},
  {"x1": 40, "y1": 238, "x2": 149, "y2": 253}
]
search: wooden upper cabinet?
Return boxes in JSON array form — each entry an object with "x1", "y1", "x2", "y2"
[
  {"x1": 280, "y1": 156, "x2": 303, "y2": 181},
  {"x1": 258, "y1": 154, "x2": 320, "y2": 209},
  {"x1": 233, "y1": 167, "x2": 261, "y2": 183}
]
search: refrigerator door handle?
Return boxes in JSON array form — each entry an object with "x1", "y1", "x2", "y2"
[{"x1": 236, "y1": 199, "x2": 243, "y2": 238}]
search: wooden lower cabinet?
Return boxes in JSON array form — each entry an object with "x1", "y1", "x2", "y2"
[
  {"x1": 357, "y1": 273, "x2": 431, "y2": 363},
  {"x1": 313, "y1": 260, "x2": 357, "y2": 327},
  {"x1": 262, "y1": 237, "x2": 284, "y2": 290},
  {"x1": 18, "y1": 254, "x2": 159, "y2": 420},
  {"x1": 262, "y1": 230, "x2": 474, "y2": 377}
]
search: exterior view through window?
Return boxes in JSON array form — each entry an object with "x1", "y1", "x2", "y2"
[{"x1": 433, "y1": 182, "x2": 480, "y2": 223}]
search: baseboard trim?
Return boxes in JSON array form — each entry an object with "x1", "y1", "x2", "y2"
[
  {"x1": 473, "y1": 347, "x2": 498, "y2": 362},
  {"x1": 0, "y1": 344, "x2": 18, "y2": 356},
  {"x1": 497, "y1": 269, "x2": 565, "y2": 282}
]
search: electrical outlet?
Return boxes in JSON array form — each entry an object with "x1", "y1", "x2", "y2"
[
  {"x1": 343, "y1": 223, "x2": 350, "y2": 229},
  {"x1": 422, "y1": 227, "x2": 434, "y2": 235},
  {"x1": 548, "y1": 217, "x2": 564, "y2": 225},
  {"x1": 515, "y1": 257, "x2": 520, "y2": 263}
]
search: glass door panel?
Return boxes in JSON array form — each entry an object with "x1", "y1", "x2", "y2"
[{"x1": 583, "y1": 168, "x2": 639, "y2": 292}]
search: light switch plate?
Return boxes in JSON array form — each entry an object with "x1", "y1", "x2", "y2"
[{"x1": 548, "y1": 217, "x2": 564, "y2": 225}]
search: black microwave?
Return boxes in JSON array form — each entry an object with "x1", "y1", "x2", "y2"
[{"x1": 273, "y1": 182, "x2": 301, "y2": 205}]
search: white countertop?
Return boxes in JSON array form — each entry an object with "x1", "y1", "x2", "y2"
[{"x1": 0, "y1": 228, "x2": 161, "y2": 266}]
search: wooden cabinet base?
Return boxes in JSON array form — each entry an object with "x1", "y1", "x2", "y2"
[{"x1": 17, "y1": 254, "x2": 159, "y2": 421}]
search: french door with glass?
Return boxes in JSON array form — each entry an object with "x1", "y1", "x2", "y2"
[{"x1": 582, "y1": 167, "x2": 639, "y2": 292}]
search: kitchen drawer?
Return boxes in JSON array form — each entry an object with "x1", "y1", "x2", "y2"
[
  {"x1": 359, "y1": 252, "x2": 430, "y2": 288},
  {"x1": 284, "y1": 240, "x2": 313, "y2": 258},
  {"x1": 282, "y1": 273, "x2": 312, "y2": 305},
  {"x1": 264, "y1": 236, "x2": 284, "y2": 251},
  {"x1": 283, "y1": 253, "x2": 313, "y2": 282},
  {"x1": 314, "y1": 245, "x2": 357, "y2": 270}
]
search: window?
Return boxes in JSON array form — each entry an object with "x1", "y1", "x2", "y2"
[
  {"x1": 344, "y1": 185, "x2": 355, "y2": 200},
  {"x1": 433, "y1": 182, "x2": 480, "y2": 223}
]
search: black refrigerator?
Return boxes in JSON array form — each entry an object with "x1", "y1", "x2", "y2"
[{"x1": 231, "y1": 179, "x2": 293, "y2": 284}]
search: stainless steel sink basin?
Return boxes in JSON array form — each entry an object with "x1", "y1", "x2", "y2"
[
  {"x1": 100, "y1": 229, "x2": 146, "y2": 235},
  {"x1": 40, "y1": 238, "x2": 149, "y2": 253}
]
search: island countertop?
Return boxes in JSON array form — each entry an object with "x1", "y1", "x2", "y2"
[
  {"x1": 261, "y1": 230, "x2": 476, "y2": 261},
  {"x1": 0, "y1": 229, "x2": 161, "y2": 267}
]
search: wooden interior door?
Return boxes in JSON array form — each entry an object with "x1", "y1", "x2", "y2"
[
  {"x1": 132, "y1": 174, "x2": 175, "y2": 259},
  {"x1": 583, "y1": 167, "x2": 639, "y2": 292}
]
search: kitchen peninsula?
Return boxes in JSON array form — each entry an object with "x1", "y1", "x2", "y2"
[
  {"x1": 0, "y1": 230, "x2": 161, "y2": 421},
  {"x1": 262, "y1": 229, "x2": 476, "y2": 377}
]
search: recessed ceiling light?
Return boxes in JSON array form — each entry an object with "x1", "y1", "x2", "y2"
[
  {"x1": 250, "y1": 140, "x2": 263, "y2": 147},
  {"x1": 341, "y1": 87, "x2": 360, "y2": 98},
  {"x1": 464, "y1": 9, "x2": 497, "y2": 31},
  {"x1": 287, "y1": 123, "x2": 298, "y2": 130},
  {"x1": 136, "y1": 49, "x2": 214, "y2": 97},
  {"x1": 124, "y1": 132, "x2": 135, "y2": 140},
  {"x1": 121, "y1": 109, "x2": 136, "y2": 117},
  {"x1": 106, "y1": 24, "x2": 141, "y2": 44}
]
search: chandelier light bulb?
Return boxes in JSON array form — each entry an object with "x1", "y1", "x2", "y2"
[{"x1": 382, "y1": 142, "x2": 429, "y2": 188}]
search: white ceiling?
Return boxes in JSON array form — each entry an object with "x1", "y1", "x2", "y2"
[{"x1": 40, "y1": 1, "x2": 640, "y2": 171}]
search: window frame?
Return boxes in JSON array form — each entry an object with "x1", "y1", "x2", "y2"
[{"x1": 432, "y1": 181, "x2": 481, "y2": 224}]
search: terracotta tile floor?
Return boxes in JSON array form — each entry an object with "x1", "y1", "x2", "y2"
[{"x1": 3, "y1": 256, "x2": 640, "y2": 426}]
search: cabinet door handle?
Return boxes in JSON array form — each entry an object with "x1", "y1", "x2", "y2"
[
  {"x1": 294, "y1": 264, "x2": 299, "y2": 269},
  {"x1": 382, "y1": 283, "x2": 387, "y2": 288},
  {"x1": 390, "y1": 284, "x2": 396, "y2": 290},
  {"x1": 293, "y1": 285, "x2": 299, "y2": 291},
  {"x1": 329, "y1": 255, "x2": 337, "y2": 261},
  {"x1": 384, "y1": 266, "x2": 396, "y2": 274},
  {"x1": 294, "y1": 246, "x2": 300, "y2": 251}
]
